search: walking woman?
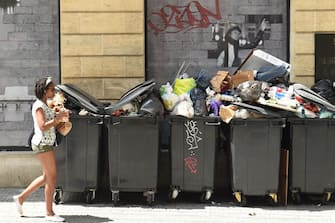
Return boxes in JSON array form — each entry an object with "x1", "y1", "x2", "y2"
[{"x1": 13, "y1": 77, "x2": 69, "y2": 222}]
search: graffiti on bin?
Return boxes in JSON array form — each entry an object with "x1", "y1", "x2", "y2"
[
  {"x1": 184, "y1": 120, "x2": 203, "y2": 174},
  {"x1": 184, "y1": 157, "x2": 198, "y2": 174},
  {"x1": 148, "y1": 0, "x2": 221, "y2": 35},
  {"x1": 185, "y1": 120, "x2": 203, "y2": 154}
]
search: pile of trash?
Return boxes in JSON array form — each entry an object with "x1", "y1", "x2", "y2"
[{"x1": 159, "y1": 54, "x2": 335, "y2": 123}]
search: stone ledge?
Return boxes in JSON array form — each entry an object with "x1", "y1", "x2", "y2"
[{"x1": 0, "y1": 151, "x2": 41, "y2": 187}]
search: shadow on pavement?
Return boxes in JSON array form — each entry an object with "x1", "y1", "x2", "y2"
[
  {"x1": 21, "y1": 215, "x2": 44, "y2": 219},
  {"x1": 64, "y1": 215, "x2": 113, "y2": 223},
  {"x1": 21, "y1": 215, "x2": 113, "y2": 223}
]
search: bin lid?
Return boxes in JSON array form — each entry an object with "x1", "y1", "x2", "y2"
[
  {"x1": 56, "y1": 84, "x2": 106, "y2": 114},
  {"x1": 104, "y1": 79, "x2": 156, "y2": 114},
  {"x1": 56, "y1": 79, "x2": 156, "y2": 115},
  {"x1": 293, "y1": 83, "x2": 335, "y2": 112}
]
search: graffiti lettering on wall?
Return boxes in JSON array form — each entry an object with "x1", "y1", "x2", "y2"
[
  {"x1": 148, "y1": 0, "x2": 221, "y2": 35},
  {"x1": 184, "y1": 120, "x2": 202, "y2": 174}
]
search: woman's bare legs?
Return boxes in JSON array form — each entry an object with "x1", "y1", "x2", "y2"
[
  {"x1": 16, "y1": 174, "x2": 46, "y2": 204},
  {"x1": 16, "y1": 150, "x2": 57, "y2": 216},
  {"x1": 37, "y1": 150, "x2": 57, "y2": 216}
]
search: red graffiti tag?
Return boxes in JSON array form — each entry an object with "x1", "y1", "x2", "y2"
[
  {"x1": 148, "y1": 0, "x2": 221, "y2": 35},
  {"x1": 184, "y1": 156, "x2": 198, "y2": 174}
]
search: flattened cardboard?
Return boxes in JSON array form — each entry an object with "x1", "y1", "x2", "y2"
[{"x1": 233, "y1": 49, "x2": 290, "y2": 75}]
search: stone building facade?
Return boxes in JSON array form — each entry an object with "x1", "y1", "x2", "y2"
[
  {"x1": 290, "y1": 0, "x2": 335, "y2": 85},
  {"x1": 60, "y1": 0, "x2": 145, "y2": 102}
]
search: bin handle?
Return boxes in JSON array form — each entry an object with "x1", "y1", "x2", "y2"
[
  {"x1": 231, "y1": 119, "x2": 286, "y2": 127},
  {"x1": 96, "y1": 120, "x2": 103, "y2": 125},
  {"x1": 85, "y1": 114, "x2": 104, "y2": 125},
  {"x1": 270, "y1": 120, "x2": 286, "y2": 128},
  {"x1": 205, "y1": 121, "x2": 221, "y2": 126},
  {"x1": 87, "y1": 119, "x2": 103, "y2": 125}
]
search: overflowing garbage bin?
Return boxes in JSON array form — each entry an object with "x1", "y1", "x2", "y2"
[
  {"x1": 103, "y1": 80, "x2": 162, "y2": 205},
  {"x1": 54, "y1": 84, "x2": 107, "y2": 204},
  {"x1": 288, "y1": 118, "x2": 335, "y2": 204},
  {"x1": 230, "y1": 118, "x2": 285, "y2": 205},
  {"x1": 169, "y1": 116, "x2": 220, "y2": 202}
]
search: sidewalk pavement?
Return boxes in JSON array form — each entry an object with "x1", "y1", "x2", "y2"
[{"x1": 1, "y1": 188, "x2": 335, "y2": 223}]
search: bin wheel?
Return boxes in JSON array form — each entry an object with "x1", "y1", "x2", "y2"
[
  {"x1": 233, "y1": 192, "x2": 247, "y2": 206},
  {"x1": 85, "y1": 190, "x2": 95, "y2": 204},
  {"x1": 268, "y1": 193, "x2": 278, "y2": 206},
  {"x1": 168, "y1": 188, "x2": 179, "y2": 200},
  {"x1": 322, "y1": 192, "x2": 332, "y2": 205},
  {"x1": 291, "y1": 191, "x2": 301, "y2": 204},
  {"x1": 145, "y1": 191, "x2": 155, "y2": 205},
  {"x1": 200, "y1": 190, "x2": 212, "y2": 202},
  {"x1": 111, "y1": 191, "x2": 119, "y2": 206},
  {"x1": 53, "y1": 189, "x2": 63, "y2": 205}
]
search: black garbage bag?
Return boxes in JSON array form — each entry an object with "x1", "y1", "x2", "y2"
[
  {"x1": 311, "y1": 79, "x2": 335, "y2": 104},
  {"x1": 190, "y1": 88, "x2": 208, "y2": 116},
  {"x1": 139, "y1": 93, "x2": 164, "y2": 116}
]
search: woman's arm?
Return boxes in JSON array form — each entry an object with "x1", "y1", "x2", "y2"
[{"x1": 35, "y1": 108, "x2": 65, "y2": 131}]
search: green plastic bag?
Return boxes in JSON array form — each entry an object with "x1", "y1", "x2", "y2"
[{"x1": 173, "y1": 78, "x2": 196, "y2": 95}]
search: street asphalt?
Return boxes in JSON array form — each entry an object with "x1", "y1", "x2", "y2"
[{"x1": 1, "y1": 188, "x2": 335, "y2": 223}]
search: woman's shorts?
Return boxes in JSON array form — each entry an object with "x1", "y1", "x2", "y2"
[{"x1": 31, "y1": 144, "x2": 54, "y2": 154}]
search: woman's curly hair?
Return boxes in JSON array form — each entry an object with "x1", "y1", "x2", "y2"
[{"x1": 34, "y1": 77, "x2": 53, "y2": 99}]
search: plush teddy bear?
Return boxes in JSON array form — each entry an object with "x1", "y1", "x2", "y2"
[{"x1": 47, "y1": 92, "x2": 72, "y2": 136}]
